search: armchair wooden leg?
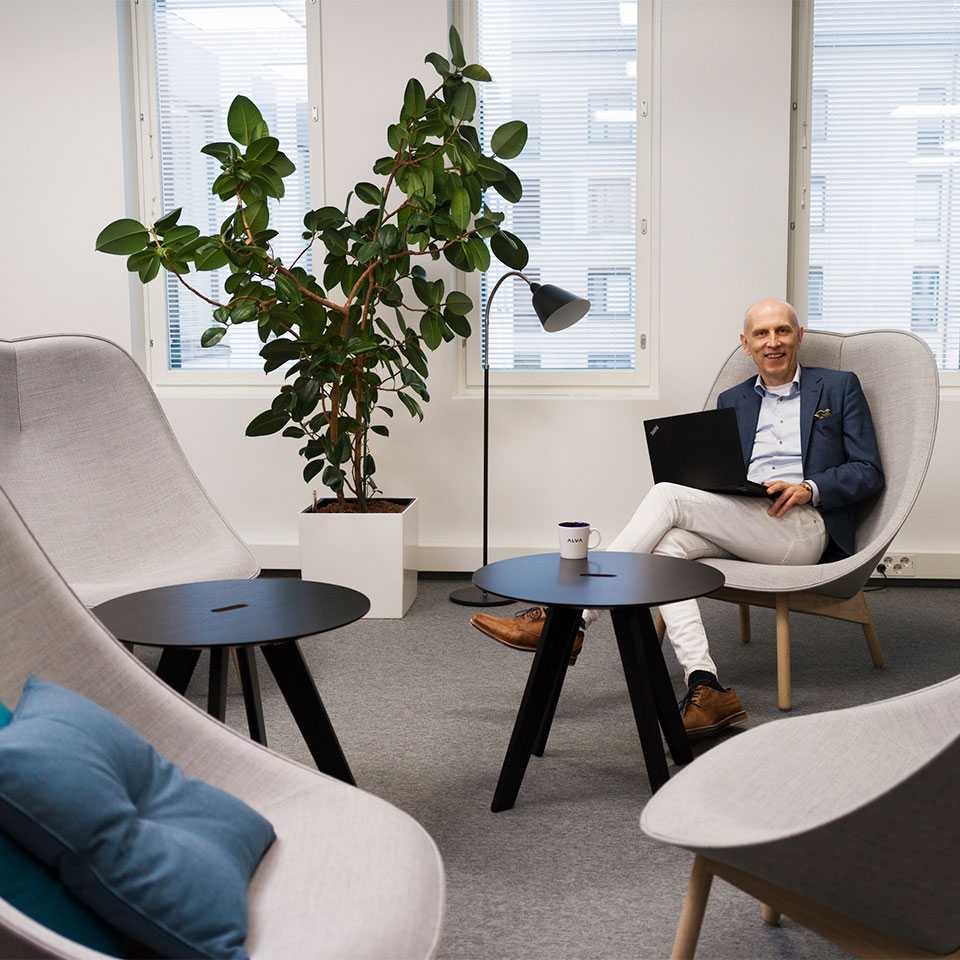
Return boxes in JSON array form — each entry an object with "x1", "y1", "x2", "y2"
[
  {"x1": 860, "y1": 594, "x2": 884, "y2": 668},
  {"x1": 775, "y1": 595, "x2": 791, "y2": 711},
  {"x1": 761, "y1": 904, "x2": 781, "y2": 926},
  {"x1": 672, "y1": 856, "x2": 713, "y2": 960},
  {"x1": 654, "y1": 610, "x2": 666, "y2": 644},
  {"x1": 738, "y1": 603, "x2": 751, "y2": 644}
]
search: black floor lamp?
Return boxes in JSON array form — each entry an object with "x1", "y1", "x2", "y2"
[{"x1": 450, "y1": 271, "x2": 591, "y2": 607}]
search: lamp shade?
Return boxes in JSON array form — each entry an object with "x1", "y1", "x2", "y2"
[{"x1": 530, "y1": 283, "x2": 591, "y2": 333}]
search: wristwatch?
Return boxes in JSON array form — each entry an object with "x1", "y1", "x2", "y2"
[{"x1": 801, "y1": 481, "x2": 814, "y2": 499}]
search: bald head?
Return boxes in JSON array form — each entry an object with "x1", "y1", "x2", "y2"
[{"x1": 744, "y1": 298, "x2": 800, "y2": 333}]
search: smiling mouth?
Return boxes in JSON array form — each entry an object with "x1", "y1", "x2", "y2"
[{"x1": 764, "y1": 352, "x2": 786, "y2": 361}]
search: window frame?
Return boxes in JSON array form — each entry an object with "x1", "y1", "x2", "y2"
[
  {"x1": 129, "y1": 0, "x2": 325, "y2": 390},
  {"x1": 456, "y1": 0, "x2": 659, "y2": 393},
  {"x1": 787, "y1": 0, "x2": 960, "y2": 388}
]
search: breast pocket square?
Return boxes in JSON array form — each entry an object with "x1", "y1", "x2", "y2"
[{"x1": 814, "y1": 408, "x2": 833, "y2": 420}]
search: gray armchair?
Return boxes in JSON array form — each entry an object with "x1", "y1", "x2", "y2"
[
  {"x1": 0, "y1": 484, "x2": 445, "y2": 959},
  {"x1": 0, "y1": 335, "x2": 258, "y2": 606},
  {"x1": 689, "y1": 329, "x2": 938, "y2": 710},
  {"x1": 641, "y1": 674, "x2": 960, "y2": 958}
]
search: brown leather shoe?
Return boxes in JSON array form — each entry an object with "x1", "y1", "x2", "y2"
[
  {"x1": 680, "y1": 684, "x2": 747, "y2": 739},
  {"x1": 470, "y1": 606, "x2": 584, "y2": 664}
]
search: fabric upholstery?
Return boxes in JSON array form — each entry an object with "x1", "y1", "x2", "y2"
[
  {"x1": 0, "y1": 703, "x2": 127, "y2": 958},
  {"x1": 0, "y1": 486, "x2": 445, "y2": 959},
  {"x1": 700, "y1": 330, "x2": 938, "y2": 597},
  {"x1": 0, "y1": 677, "x2": 275, "y2": 960},
  {"x1": 0, "y1": 336, "x2": 258, "y2": 605},
  {"x1": 641, "y1": 674, "x2": 960, "y2": 954}
]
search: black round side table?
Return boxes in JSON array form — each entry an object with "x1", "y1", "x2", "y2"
[
  {"x1": 94, "y1": 578, "x2": 369, "y2": 785},
  {"x1": 473, "y1": 552, "x2": 724, "y2": 811}
]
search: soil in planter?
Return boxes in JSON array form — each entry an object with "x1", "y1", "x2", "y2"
[{"x1": 309, "y1": 499, "x2": 408, "y2": 514}]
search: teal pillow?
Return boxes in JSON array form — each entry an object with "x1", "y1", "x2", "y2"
[
  {"x1": 0, "y1": 700, "x2": 127, "y2": 957},
  {"x1": 0, "y1": 678, "x2": 276, "y2": 959}
]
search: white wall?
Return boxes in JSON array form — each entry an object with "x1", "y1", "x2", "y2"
[{"x1": 4, "y1": 0, "x2": 956, "y2": 572}]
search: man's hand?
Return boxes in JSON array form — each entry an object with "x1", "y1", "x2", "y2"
[{"x1": 766, "y1": 480, "x2": 812, "y2": 518}]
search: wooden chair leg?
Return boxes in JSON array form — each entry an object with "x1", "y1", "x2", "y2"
[
  {"x1": 654, "y1": 609, "x2": 666, "y2": 644},
  {"x1": 761, "y1": 904, "x2": 781, "y2": 926},
  {"x1": 738, "y1": 603, "x2": 751, "y2": 644},
  {"x1": 672, "y1": 856, "x2": 713, "y2": 959},
  {"x1": 860, "y1": 593, "x2": 884, "y2": 668},
  {"x1": 775, "y1": 594, "x2": 791, "y2": 711}
]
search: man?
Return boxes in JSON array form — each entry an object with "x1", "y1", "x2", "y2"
[{"x1": 471, "y1": 298, "x2": 884, "y2": 738}]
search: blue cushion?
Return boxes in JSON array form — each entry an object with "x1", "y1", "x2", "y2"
[
  {"x1": 0, "y1": 677, "x2": 276, "y2": 960},
  {"x1": 0, "y1": 700, "x2": 127, "y2": 957}
]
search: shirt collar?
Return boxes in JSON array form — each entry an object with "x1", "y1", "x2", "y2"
[{"x1": 754, "y1": 363, "x2": 801, "y2": 398}]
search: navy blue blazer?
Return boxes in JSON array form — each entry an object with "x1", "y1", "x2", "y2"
[{"x1": 716, "y1": 367, "x2": 884, "y2": 560}]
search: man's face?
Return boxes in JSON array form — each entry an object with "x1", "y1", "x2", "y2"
[{"x1": 740, "y1": 306, "x2": 804, "y2": 385}]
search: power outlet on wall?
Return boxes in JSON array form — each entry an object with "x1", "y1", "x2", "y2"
[{"x1": 878, "y1": 554, "x2": 915, "y2": 577}]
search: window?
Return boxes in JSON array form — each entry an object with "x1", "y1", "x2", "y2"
[
  {"x1": 911, "y1": 268, "x2": 940, "y2": 332},
  {"x1": 146, "y1": 0, "x2": 311, "y2": 373},
  {"x1": 808, "y1": 267, "x2": 824, "y2": 324},
  {"x1": 915, "y1": 174, "x2": 942, "y2": 242},
  {"x1": 470, "y1": 0, "x2": 650, "y2": 383},
  {"x1": 588, "y1": 177, "x2": 633, "y2": 234},
  {"x1": 809, "y1": 175, "x2": 825, "y2": 232},
  {"x1": 798, "y1": 0, "x2": 960, "y2": 370}
]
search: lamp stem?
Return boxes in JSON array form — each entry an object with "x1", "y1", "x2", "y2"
[{"x1": 481, "y1": 270, "x2": 530, "y2": 570}]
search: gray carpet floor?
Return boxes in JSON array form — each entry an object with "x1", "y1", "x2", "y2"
[{"x1": 146, "y1": 580, "x2": 960, "y2": 959}]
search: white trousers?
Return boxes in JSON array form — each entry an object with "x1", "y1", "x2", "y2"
[{"x1": 585, "y1": 483, "x2": 827, "y2": 683}]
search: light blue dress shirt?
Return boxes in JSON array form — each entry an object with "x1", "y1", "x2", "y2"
[{"x1": 746, "y1": 365, "x2": 820, "y2": 505}]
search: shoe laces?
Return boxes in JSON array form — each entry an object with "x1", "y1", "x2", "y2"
[
  {"x1": 515, "y1": 606, "x2": 546, "y2": 623},
  {"x1": 679, "y1": 684, "x2": 709, "y2": 713}
]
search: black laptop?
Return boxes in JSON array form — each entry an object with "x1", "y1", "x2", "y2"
[{"x1": 643, "y1": 408, "x2": 772, "y2": 498}]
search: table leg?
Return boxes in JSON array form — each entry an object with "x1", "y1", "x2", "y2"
[
  {"x1": 207, "y1": 647, "x2": 229, "y2": 722},
  {"x1": 235, "y1": 648, "x2": 268, "y2": 746},
  {"x1": 491, "y1": 606, "x2": 582, "y2": 812},
  {"x1": 532, "y1": 609, "x2": 583, "y2": 757},
  {"x1": 611, "y1": 606, "x2": 669, "y2": 793},
  {"x1": 156, "y1": 648, "x2": 202, "y2": 696},
  {"x1": 260, "y1": 640, "x2": 355, "y2": 785},
  {"x1": 636, "y1": 607, "x2": 693, "y2": 767}
]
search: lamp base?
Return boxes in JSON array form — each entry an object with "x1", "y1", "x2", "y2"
[{"x1": 449, "y1": 584, "x2": 514, "y2": 607}]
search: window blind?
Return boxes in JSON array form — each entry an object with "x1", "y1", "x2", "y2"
[
  {"x1": 807, "y1": 0, "x2": 960, "y2": 369},
  {"x1": 154, "y1": 0, "x2": 310, "y2": 370},
  {"x1": 475, "y1": 0, "x2": 638, "y2": 372}
]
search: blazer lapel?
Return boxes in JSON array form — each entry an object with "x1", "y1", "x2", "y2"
[
  {"x1": 735, "y1": 383, "x2": 762, "y2": 465},
  {"x1": 800, "y1": 371, "x2": 824, "y2": 469}
]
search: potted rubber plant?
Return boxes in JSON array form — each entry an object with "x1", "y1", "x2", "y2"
[{"x1": 96, "y1": 26, "x2": 528, "y2": 616}]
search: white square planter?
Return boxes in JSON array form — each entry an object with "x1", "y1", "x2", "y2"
[{"x1": 299, "y1": 498, "x2": 418, "y2": 619}]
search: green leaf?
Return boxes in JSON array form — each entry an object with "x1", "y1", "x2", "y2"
[
  {"x1": 275, "y1": 273, "x2": 302, "y2": 306},
  {"x1": 462, "y1": 64, "x2": 491, "y2": 82},
  {"x1": 449, "y1": 25, "x2": 466, "y2": 68},
  {"x1": 321, "y1": 464, "x2": 343, "y2": 488},
  {"x1": 444, "y1": 309, "x2": 471, "y2": 337},
  {"x1": 425, "y1": 52, "x2": 450, "y2": 77},
  {"x1": 378, "y1": 223, "x2": 400, "y2": 250},
  {"x1": 355, "y1": 241, "x2": 380, "y2": 264},
  {"x1": 420, "y1": 310, "x2": 444, "y2": 350},
  {"x1": 450, "y1": 186, "x2": 471, "y2": 230},
  {"x1": 246, "y1": 409, "x2": 289, "y2": 436},
  {"x1": 194, "y1": 244, "x2": 229, "y2": 271},
  {"x1": 200, "y1": 142, "x2": 238, "y2": 163},
  {"x1": 465, "y1": 235, "x2": 491, "y2": 272},
  {"x1": 412, "y1": 275, "x2": 434, "y2": 306},
  {"x1": 240, "y1": 201, "x2": 269, "y2": 234},
  {"x1": 154, "y1": 207, "x2": 182, "y2": 232},
  {"x1": 284, "y1": 426, "x2": 306, "y2": 439},
  {"x1": 163, "y1": 225, "x2": 200, "y2": 246},
  {"x1": 245, "y1": 136, "x2": 279, "y2": 166},
  {"x1": 371, "y1": 424, "x2": 390, "y2": 437},
  {"x1": 227, "y1": 95, "x2": 266, "y2": 145},
  {"x1": 445, "y1": 290, "x2": 473, "y2": 315},
  {"x1": 354, "y1": 182, "x2": 383, "y2": 206},
  {"x1": 269, "y1": 151, "x2": 296, "y2": 177},
  {"x1": 307, "y1": 206, "x2": 346, "y2": 231},
  {"x1": 303, "y1": 459, "x2": 325, "y2": 483},
  {"x1": 201, "y1": 326, "x2": 226, "y2": 348},
  {"x1": 212, "y1": 173, "x2": 241, "y2": 199},
  {"x1": 492, "y1": 166, "x2": 523, "y2": 203},
  {"x1": 229, "y1": 300, "x2": 258, "y2": 323},
  {"x1": 126, "y1": 249, "x2": 154, "y2": 272},
  {"x1": 403, "y1": 78, "x2": 427, "y2": 118},
  {"x1": 490, "y1": 230, "x2": 529, "y2": 270},
  {"x1": 95, "y1": 218, "x2": 149, "y2": 255},
  {"x1": 450, "y1": 83, "x2": 476, "y2": 122},
  {"x1": 139, "y1": 257, "x2": 161, "y2": 283},
  {"x1": 491, "y1": 120, "x2": 528, "y2": 160},
  {"x1": 398, "y1": 391, "x2": 425, "y2": 420}
]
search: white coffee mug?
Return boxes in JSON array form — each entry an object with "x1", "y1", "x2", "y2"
[{"x1": 558, "y1": 521, "x2": 601, "y2": 560}]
